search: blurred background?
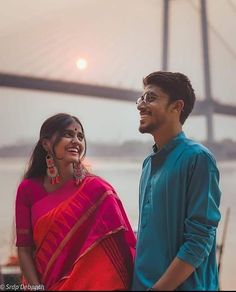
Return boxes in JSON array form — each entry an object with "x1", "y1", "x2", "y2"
[{"x1": 0, "y1": 0, "x2": 235, "y2": 289}]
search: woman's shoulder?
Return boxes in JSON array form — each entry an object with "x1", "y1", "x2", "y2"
[
  {"x1": 18, "y1": 177, "x2": 41, "y2": 188},
  {"x1": 84, "y1": 174, "x2": 116, "y2": 193},
  {"x1": 16, "y1": 177, "x2": 42, "y2": 196},
  {"x1": 16, "y1": 178, "x2": 44, "y2": 206}
]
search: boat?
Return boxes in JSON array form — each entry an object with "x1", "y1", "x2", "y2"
[{"x1": 0, "y1": 255, "x2": 21, "y2": 287}]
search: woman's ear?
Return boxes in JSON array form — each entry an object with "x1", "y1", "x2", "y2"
[{"x1": 41, "y1": 138, "x2": 50, "y2": 152}]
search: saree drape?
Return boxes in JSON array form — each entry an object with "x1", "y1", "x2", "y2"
[{"x1": 31, "y1": 175, "x2": 136, "y2": 290}]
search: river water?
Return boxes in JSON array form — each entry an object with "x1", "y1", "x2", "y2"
[{"x1": 0, "y1": 157, "x2": 235, "y2": 290}]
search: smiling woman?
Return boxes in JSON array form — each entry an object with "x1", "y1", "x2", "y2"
[
  {"x1": 41, "y1": 119, "x2": 86, "y2": 188},
  {"x1": 14, "y1": 113, "x2": 136, "y2": 291}
]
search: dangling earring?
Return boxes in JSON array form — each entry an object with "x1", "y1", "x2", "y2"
[
  {"x1": 46, "y1": 154, "x2": 60, "y2": 185},
  {"x1": 73, "y1": 161, "x2": 87, "y2": 186}
]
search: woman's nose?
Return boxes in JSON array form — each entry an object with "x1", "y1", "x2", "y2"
[{"x1": 71, "y1": 136, "x2": 81, "y2": 145}]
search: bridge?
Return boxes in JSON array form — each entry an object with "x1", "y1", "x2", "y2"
[
  {"x1": 1, "y1": 72, "x2": 236, "y2": 119},
  {"x1": 0, "y1": 0, "x2": 235, "y2": 144}
]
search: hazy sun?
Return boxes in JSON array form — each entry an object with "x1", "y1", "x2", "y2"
[{"x1": 76, "y1": 58, "x2": 88, "y2": 70}]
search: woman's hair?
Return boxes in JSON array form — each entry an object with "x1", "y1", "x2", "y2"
[{"x1": 24, "y1": 113, "x2": 87, "y2": 179}]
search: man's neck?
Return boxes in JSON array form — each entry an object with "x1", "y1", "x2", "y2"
[{"x1": 153, "y1": 124, "x2": 182, "y2": 150}]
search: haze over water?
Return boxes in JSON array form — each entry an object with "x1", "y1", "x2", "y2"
[{"x1": 0, "y1": 156, "x2": 235, "y2": 290}]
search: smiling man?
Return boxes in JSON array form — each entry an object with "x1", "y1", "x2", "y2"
[{"x1": 132, "y1": 71, "x2": 222, "y2": 291}]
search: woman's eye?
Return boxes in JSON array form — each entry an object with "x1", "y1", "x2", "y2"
[
  {"x1": 62, "y1": 131, "x2": 84, "y2": 141},
  {"x1": 63, "y1": 132, "x2": 73, "y2": 138},
  {"x1": 78, "y1": 134, "x2": 84, "y2": 141}
]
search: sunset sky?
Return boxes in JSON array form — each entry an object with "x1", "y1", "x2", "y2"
[{"x1": 0, "y1": 0, "x2": 235, "y2": 146}]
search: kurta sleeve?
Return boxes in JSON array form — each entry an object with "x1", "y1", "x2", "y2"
[
  {"x1": 15, "y1": 180, "x2": 34, "y2": 246},
  {"x1": 177, "y1": 152, "x2": 221, "y2": 268}
]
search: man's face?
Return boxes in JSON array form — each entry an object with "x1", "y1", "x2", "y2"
[{"x1": 137, "y1": 84, "x2": 173, "y2": 134}]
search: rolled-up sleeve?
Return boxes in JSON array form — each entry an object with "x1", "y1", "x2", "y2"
[
  {"x1": 177, "y1": 152, "x2": 221, "y2": 268},
  {"x1": 15, "y1": 180, "x2": 34, "y2": 246}
]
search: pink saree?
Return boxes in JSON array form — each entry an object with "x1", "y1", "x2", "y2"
[{"x1": 30, "y1": 175, "x2": 136, "y2": 290}]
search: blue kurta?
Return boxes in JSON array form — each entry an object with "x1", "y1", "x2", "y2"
[{"x1": 132, "y1": 132, "x2": 221, "y2": 291}]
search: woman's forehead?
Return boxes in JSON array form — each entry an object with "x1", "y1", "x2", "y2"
[{"x1": 66, "y1": 122, "x2": 82, "y2": 131}]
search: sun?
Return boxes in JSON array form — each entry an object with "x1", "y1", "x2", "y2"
[{"x1": 76, "y1": 58, "x2": 88, "y2": 70}]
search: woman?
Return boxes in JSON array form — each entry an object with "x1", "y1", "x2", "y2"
[{"x1": 15, "y1": 113, "x2": 136, "y2": 291}]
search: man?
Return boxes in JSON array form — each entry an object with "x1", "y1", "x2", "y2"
[{"x1": 132, "y1": 71, "x2": 221, "y2": 291}]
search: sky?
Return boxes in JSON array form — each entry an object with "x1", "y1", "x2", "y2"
[{"x1": 0, "y1": 0, "x2": 236, "y2": 147}]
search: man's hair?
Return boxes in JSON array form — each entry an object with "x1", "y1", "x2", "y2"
[{"x1": 143, "y1": 71, "x2": 196, "y2": 124}]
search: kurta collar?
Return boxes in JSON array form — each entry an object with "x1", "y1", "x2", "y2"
[{"x1": 152, "y1": 131, "x2": 186, "y2": 155}]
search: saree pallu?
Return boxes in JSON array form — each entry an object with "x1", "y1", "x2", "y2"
[{"x1": 31, "y1": 176, "x2": 136, "y2": 290}]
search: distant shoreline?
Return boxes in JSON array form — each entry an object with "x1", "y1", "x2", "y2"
[
  {"x1": 0, "y1": 156, "x2": 236, "y2": 164},
  {"x1": 1, "y1": 139, "x2": 236, "y2": 162}
]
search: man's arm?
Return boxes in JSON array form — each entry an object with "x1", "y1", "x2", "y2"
[
  {"x1": 150, "y1": 257, "x2": 194, "y2": 291},
  {"x1": 150, "y1": 152, "x2": 221, "y2": 291}
]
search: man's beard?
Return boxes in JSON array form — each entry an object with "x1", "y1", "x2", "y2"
[{"x1": 139, "y1": 122, "x2": 156, "y2": 134}]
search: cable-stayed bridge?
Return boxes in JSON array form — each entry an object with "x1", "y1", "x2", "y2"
[
  {"x1": 0, "y1": 0, "x2": 236, "y2": 144},
  {"x1": 1, "y1": 72, "x2": 236, "y2": 119}
]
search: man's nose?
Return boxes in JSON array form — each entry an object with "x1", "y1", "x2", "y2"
[{"x1": 137, "y1": 100, "x2": 146, "y2": 110}]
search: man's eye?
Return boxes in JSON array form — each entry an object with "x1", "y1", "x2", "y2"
[{"x1": 146, "y1": 93, "x2": 156, "y2": 102}]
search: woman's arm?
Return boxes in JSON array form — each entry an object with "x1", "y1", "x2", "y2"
[{"x1": 18, "y1": 246, "x2": 41, "y2": 285}]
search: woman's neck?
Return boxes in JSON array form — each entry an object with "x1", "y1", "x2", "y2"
[{"x1": 56, "y1": 162, "x2": 74, "y2": 181}]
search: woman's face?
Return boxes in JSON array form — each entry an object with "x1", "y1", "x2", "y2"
[{"x1": 52, "y1": 121, "x2": 85, "y2": 165}]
